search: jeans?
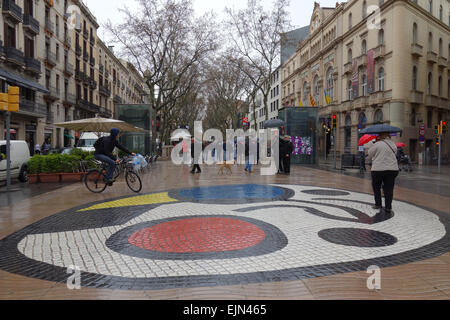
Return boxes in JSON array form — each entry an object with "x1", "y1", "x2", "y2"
[
  {"x1": 245, "y1": 155, "x2": 254, "y2": 172},
  {"x1": 94, "y1": 154, "x2": 116, "y2": 180},
  {"x1": 371, "y1": 170, "x2": 399, "y2": 210}
]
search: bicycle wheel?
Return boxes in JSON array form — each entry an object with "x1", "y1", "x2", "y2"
[
  {"x1": 85, "y1": 169, "x2": 107, "y2": 193},
  {"x1": 125, "y1": 170, "x2": 142, "y2": 193}
]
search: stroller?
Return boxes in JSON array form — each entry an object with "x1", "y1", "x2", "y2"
[{"x1": 398, "y1": 153, "x2": 413, "y2": 172}]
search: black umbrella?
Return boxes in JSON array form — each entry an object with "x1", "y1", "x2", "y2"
[
  {"x1": 360, "y1": 124, "x2": 402, "y2": 134},
  {"x1": 263, "y1": 119, "x2": 284, "y2": 128}
]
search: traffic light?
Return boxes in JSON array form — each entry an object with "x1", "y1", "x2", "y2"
[
  {"x1": 435, "y1": 137, "x2": 440, "y2": 146},
  {"x1": 331, "y1": 115, "x2": 337, "y2": 129},
  {"x1": 7, "y1": 86, "x2": 20, "y2": 112},
  {"x1": 435, "y1": 125, "x2": 440, "y2": 135},
  {"x1": 0, "y1": 93, "x2": 8, "y2": 111},
  {"x1": 441, "y1": 121, "x2": 448, "y2": 134}
]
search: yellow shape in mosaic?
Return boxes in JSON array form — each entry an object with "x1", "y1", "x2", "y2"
[{"x1": 78, "y1": 192, "x2": 178, "y2": 212}]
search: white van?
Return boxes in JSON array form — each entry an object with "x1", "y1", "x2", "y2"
[
  {"x1": 76, "y1": 132, "x2": 109, "y2": 152},
  {"x1": 0, "y1": 140, "x2": 31, "y2": 183}
]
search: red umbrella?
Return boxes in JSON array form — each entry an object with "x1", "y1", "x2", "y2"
[
  {"x1": 358, "y1": 134, "x2": 376, "y2": 146},
  {"x1": 396, "y1": 142, "x2": 406, "y2": 148}
]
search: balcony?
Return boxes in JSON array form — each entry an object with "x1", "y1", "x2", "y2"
[
  {"x1": 64, "y1": 62, "x2": 74, "y2": 76},
  {"x1": 343, "y1": 62, "x2": 352, "y2": 75},
  {"x1": 438, "y1": 56, "x2": 447, "y2": 68},
  {"x1": 44, "y1": 50, "x2": 57, "y2": 67},
  {"x1": 75, "y1": 45, "x2": 82, "y2": 56},
  {"x1": 77, "y1": 99, "x2": 100, "y2": 114},
  {"x1": 410, "y1": 90, "x2": 423, "y2": 104},
  {"x1": 63, "y1": 93, "x2": 76, "y2": 105},
  {"x1": 0, "y1": 40, "x2": 4, "y2": 56},
  {"x1": 90, "y1": 35, "x2": 95, "y2": 45},
  {"x1": 99, "y1": 107, "x2": 112, "y2": 118},
  {"x1": 2, "y1": 0, "x2": 23, "y2": 23},
  {"x1": 90, "y1": 56, "x2": 95, "y2": 66},
  {"x1": 4, "y1": 47, "x2": 25, "y2": 66},
  {"x1": 24, "y1": 57, "x2": 41, "y2": 75},
  {"x1": 75, "y1": 70, "x2": 86, "y2": 82},
  {"x1": 99, "y1": 64, "x2": 104, "y2": 73},
  {"x1": 439, "y1": 97, "x2": 449, "y2": 109},
  {"x1": 99, "y1": 85, "x2": 111, "y2": 97},
  {"x1": 23, "y1": 14, "x2": 40, "y2": 35},
  {"x1": 411, "y1": 43, "x2": 423, "y2": 57},
  {"x1": 425, "y1": 94, "x2": 439, "y2": 107},
  {"x1": 83, "y1": 52, "x2": 89, "y2": 62},
  {"x1": 352, "y1": 96, "x2": 368, "y2": 110},
  {"x1": 89, "y1": 79, "x2": 97, "y2": 90},
  {"x1": 19, "y1": 99, "x2": 47, "y2": 117},
  {"x1": 44, "y1": 86, "x2": 59, "y2": 101},
  {"x1": 46, "y1": 111, "x2": 54, "y2": 124},
  {"x1": 45, "y1": 19, "x2": 55, "y2": 34},
  {"x1": 356, "y1": 54, "x2": 367, "y2": 68},
  {"x1": 113, "y1": 95, "x2": 122, "y2": 103},
  {"x1": 64, "y1": 35, "x2": 72, "y2": 47},
  {"x1": 373, "y1": 44, "x2": 385, "y2": 60},
  {"x1": 105, "y1": 70, "x2": 110, "y2": 78},
  {"x1": 426, "y1": 51, "x2": 438, "y2": 64},
  {"x1": 83, "y1": 29, "x2": 89, "y2": 39}
]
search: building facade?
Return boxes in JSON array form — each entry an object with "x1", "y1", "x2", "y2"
[
  {"x1": 0, "y1": 0, "x2": 147, "y2": 153},
  {"x1": 282, "y1": 0, "x2": 450, "y2": 162}
]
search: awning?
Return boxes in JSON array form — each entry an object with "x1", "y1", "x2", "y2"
[
  {"x1": 0, "y1": 67, "x2": 49, "y2": 93},
  {"x1": 64, "y1": 134, "x2": 74, "y2": 139}
]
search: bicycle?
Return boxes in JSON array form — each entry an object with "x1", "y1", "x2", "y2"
[{"x1": 84, "y1": 157, "x2": 142, "y2": 193}]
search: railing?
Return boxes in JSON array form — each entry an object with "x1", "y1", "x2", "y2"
[
  {"x1": 64, "y1": 93, "x2": 76, "y2": 104},
  {"x1": 19, "y1": 99, "x2": 46, "y2": 116},
  {"x1": 113, "y1": 95, "x2": 122, "y2": 103},
  {"x1": 45, "y1": 50, "x2": 57, "y2": 66},
  {"x1": 438, "y1": 56, "x2": 447, "y2": 68},
  {"x1": 64, "y1": 35, "x2": 72, "y2": 47},
  {"x1": 90, "y1": 56, "x2": 95, "y2": 66},
  {"x1": 356, "y1": 54, "x2": 367, "y2": 68},
  {"x1": 46, "y1": 111, "x2": 54, "y2": 123},
  {"x1": 410, "y1": 90, "x2": 423, "y2": 104},
  {"x1": 83, "y1": 52, "x2": 89, "y2": 61},
  {"x1": 99, "y1": 64, "x2": 104, "y2": 73},
  {"x1": 4, "y1": 47, "x2": 25, "y2": 65},
  {"x1": 99, "y1": 85, "x2": 111, "y2": 97},
  {"x1": 99, "y1": 107, "x2": 112, "y2": 118},
  {"x1": 411, "y1": 43, "x2": 423, "y2": 57},
  {"x1": 45, "y1": 19, "x2": 55, "y2": 34},
  {"x1": 64, "y1": 62, "x2": 74, "y2": 75},
  {"x1": 2, "y1": 0, "x2": 23, "y2": 23},
  {"x1": 83, "y1": 29, "x2": 89, "y2": 39},
  {"x1": 439, "y1": 97, "x2": 449, "y2": 109},
  {"x1": 373, "y1": 44, "x2": 385, "y2": 60},
  {"x1": 90, "y1": 35, "x2": 95, "y2": 45},
  {"x1": 425, "y1": 95, "x2": 439, "y2": 107},
  {"x1": 75, "y1": 44, "x2": 82, "y2": 56},
  {"x1": 45, "y1": 85, "x2": 59, "y2": 99},
  {"x1": 77, "y1": 99, "x2": 100, "y2": 113},
  {"x1": 23, "y1": 14, "x2": 40, "y2": 34},
  {"x1": 343, "y1": 62, "x2": 352, "y2": 74},
  {"x1": 24, "y1": 57, "x2": 41, "y2": 74},
  {"x1": 426, "y1": 51, "x2": 438, "y2": 64}
]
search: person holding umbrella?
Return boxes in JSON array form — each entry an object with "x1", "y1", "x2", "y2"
[{"x1": 366, "y1": 132, "x2": 399, "y2": 214}]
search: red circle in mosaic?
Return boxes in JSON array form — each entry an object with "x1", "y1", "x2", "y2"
[{"x1": 128, "y1": 217, "x2": 267, "y2": 253}]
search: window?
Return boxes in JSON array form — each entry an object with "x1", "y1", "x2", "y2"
[
  {"x1": 439, "y1": 38, "x2": 443, "y2": 56},
  {"x1": 362, "y1": 40, "x2": 367, "y2": 54},
  {"x1": 348, "y1": 80, "x2": 353, "y2": 100},
  {"x1": 428, "y1": 72, "x2": 432, "y2": 95},
  {"x1": 362, "y1": 1, "x2": 367, "y2": 19},
  {"x1": 345, "y1": 115, "x2": 352, "y2": 148},
  {"x1": 378, "y1": 68, "x2": 385, "y2": 91},
  {"x1": 429, "y1": 0, "x2": 433, "y2": 14},
  {"x1": 439, "y1": 5, "x2": 443, "y2": 21},
  {"x1": 412, "y1": 66, "x2": 418, "y2": 90},
  {"x1": 374, "y1": 109, "x2": 383, "y2": 123},
  {"x1": 348, "y1": 48, "x2": 353, "y2": 63},
  {"x1": 303, "y1": 82, "x2": 308, "y2": 102},
  {"x1": 348, "y1": 13, "x2": 352, "y2": 30},
  {"x1": 438, "y1": 76, "x2": 442, "y2": 96},
  {"x1": 412, "y1": 23, "x2": 418, "y2": 44},
  {"x1": 358, "y1": 113, "x2": 367, "y2": 129},
  {"x1": 428, "y1": 32, "x2": 433, "y2": 51},
  {"x1": 362, "y1": 74, "x2": 367, "y2": 96},
  {"x1": 378, "y1": 29, "x2": 384, "y2": 45},
  {"x1": 327, "y1": 68, "x2": 334, "y2": 100},
  {"x1": 4, "y1": 23, "x2": 16, "y2": 47},
  {"x1": 313, "y1": 75, "x2": 320, "y2": 103},
  {"x1": 427, "y1": 110, "x2": 433, "y2": 128}
]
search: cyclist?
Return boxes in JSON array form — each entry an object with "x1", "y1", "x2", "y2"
[{"x1": 94, "y1": 128, "x2": 135, "y2": 184}]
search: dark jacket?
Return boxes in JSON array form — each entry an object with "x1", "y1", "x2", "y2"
[{"x1": 94, "y1": 136, "x2": 132, "y2": 160}]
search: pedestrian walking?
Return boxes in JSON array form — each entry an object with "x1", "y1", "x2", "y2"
[
  {"x1": 367, "y1": 132, "x2": 399, "y2": 214},
  {"x1": 191, "y1": 138, "x2": 202, "y2": 174},
  {"x1": 281, "y1": 136, "x2": 293, "y2": 174}
]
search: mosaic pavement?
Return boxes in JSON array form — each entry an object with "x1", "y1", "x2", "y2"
[{"x1": 0, "y1": 184, "x2": 448, "y2": 291}]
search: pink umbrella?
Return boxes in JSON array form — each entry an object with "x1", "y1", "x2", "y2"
[
  {"x1": 396, "y1": 142, "x2": 406, "y2": 148},
  {"x1": 358, "y1": 134, "x2": 376, "y2": 146}
]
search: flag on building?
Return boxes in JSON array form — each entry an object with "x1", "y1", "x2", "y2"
[
  {"x1": 309, "y1": 94, "x2": 316, "y2": 107},
  {"x1": 324, "y1": 90, "x2": 331, "y2": 105}
]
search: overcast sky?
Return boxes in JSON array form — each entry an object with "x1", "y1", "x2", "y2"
[{"x1": 82, "y1": 0, "x2": 339, "y2": 42}]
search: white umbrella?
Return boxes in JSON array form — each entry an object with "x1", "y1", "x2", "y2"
[{"x1": 54, "y1": 117, "x2": 147, "y2": 133}]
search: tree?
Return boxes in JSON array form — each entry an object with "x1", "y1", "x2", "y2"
[
  {"x1": 225, "y1": 0, "x2": 292, "y2": 121},
  {"x1": 203, "y1": 55, "x2": 252, "y2": 135},
  {"x1": 105, "y1": 0, "x2": 218, "y2": 143}
]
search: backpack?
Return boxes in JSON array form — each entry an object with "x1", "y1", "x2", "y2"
[{"x1": 94, "y1": 136, "x2": 105, "y2": 150}]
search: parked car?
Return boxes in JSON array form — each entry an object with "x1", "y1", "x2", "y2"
[
  {"x1": 60, "y1": 147, "x2": 74, "y2": 155},
  {"x1": 76, "y1": 132, "x2": 109, "y2": 152},
  {"x1": 0, "y1": 140, "x2": 31, "y2": 183}
]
